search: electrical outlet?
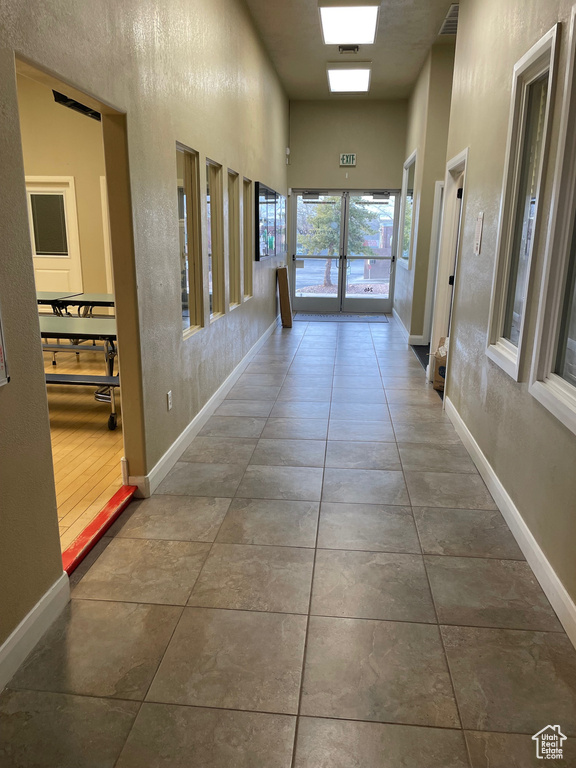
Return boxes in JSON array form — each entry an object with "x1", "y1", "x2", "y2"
[{"x1": 167, "y1": 391, "x2": 172, "y2": 411}]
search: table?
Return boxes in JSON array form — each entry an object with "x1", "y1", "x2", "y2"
[
  {"x1": 37, "y1": 291, "x2": 80, "y2": 316},
  {"x1": 37, "y1": 291, "x2": 81, "y2": 302},
  {"x1": 40, "y1": 316, "x2": 120, "y2": 429},
  {"x1": 38, "y1": 292, "x2": 115, "y2": 317},
  {"x1": 39, "y1": 315, "x2": 117, "y2": 374}
]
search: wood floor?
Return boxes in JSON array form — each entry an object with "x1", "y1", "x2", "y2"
[{"x1": 43, "y1": 345, "x2": 123, "y2": 551}]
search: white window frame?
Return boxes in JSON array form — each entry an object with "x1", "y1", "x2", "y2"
[
  {"x1": 530, "y1": 9, "x2": 576, "y2": 436},
  {"x1": 486, "y1": 25, "x2": 558, "y2": 380},
  {"x1": 397, "y1": 150, "x2": 418, "y2": 270}
]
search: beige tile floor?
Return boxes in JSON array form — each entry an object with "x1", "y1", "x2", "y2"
[{"x1": 2, "y1": 317, "x2": 576, "y2": 767}]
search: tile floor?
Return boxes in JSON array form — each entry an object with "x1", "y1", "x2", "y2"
[{"x1": 2, "y1": 318, "x2": 576, "y2": 767}]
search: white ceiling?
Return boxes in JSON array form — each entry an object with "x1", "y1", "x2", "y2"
[{"x1": 243, "y1": 0, "x2": 456, "y2": 100}]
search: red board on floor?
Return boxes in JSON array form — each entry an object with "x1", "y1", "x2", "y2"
[{"x1": 62, "y1": 484, "x2": 138, "y2": 575}]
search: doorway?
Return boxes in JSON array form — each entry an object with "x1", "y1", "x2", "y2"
[
  {"x1": 15, "y1": 59, "x2": 145, "y2": 565},
  {"x1": 292, "y1": 190, "x2": 399, "y2": 314},
  {"x1": 429, "y1": 149, "x2": 468, "y2": 381}
]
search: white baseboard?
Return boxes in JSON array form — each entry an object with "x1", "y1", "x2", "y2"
[
  {"x1": 0, "y1": 572, "x2": 69, "y2": 691},
  {"x1": 391, "y1": 309, "x2": 428, "y2": 345},
  {"x1": 129, "y1": 316, "x2": 281, "y2": 497},
  {"x1": 444, "y1": 396, "x2": 576, "y2": 649},
  {"x1": 392, "y1": 308, "x2": 409, "y2": 340}
]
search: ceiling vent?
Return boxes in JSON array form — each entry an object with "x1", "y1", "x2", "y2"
[
  {"x1": 339, "y1": 45, "x2": 359, "y2": 55},
  {"x1": 439, "y1": 4, "x2": 459, "y2": 35}
]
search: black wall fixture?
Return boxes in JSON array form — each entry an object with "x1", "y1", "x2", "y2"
[{"x1": 52, "y1": 91, "x2": 101, "y2": 121}]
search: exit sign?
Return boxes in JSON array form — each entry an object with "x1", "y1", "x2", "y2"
[{"x1": 340, "y1": 153, "x2": 356, "y2": 167}]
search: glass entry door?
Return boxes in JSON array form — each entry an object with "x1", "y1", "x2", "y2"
[
  {"x1": 293, "y1": 194, "x2": 344, "y2": 312},
  {"x1": 293, "y1": 191, "x2": 398, "y2": 314},
  {"x1": 343, "y1": 193, "x2": 397, "y2": 313}
]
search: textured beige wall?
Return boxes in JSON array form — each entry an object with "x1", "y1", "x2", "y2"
[
  {"x1": 394, "y1": 55, "x2": 431, "y2": 333},
  {"x1": 0, "y1": 0, "x2": 288, "y2": 645},
  {"x1": 394, "y1": 45, "x2": 454, "y2": 337},
  {"x1": 0, "y1": 51, "x2": 63, "y2": 644},
  {"x1": 446, "y1": 0, "x2": 576, "y2": 600},
  {"x1": 17, "y1": 75, "x2": 109, "y2": 294},
  {"x1": 288, "y1": 100, "x2": 408, "y2": 190}
]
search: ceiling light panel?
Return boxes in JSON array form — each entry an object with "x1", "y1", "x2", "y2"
[
  {"x1": 320, "y1": 6, "x2": 379, "y2": 45},
  {"x1": 327, "y1": 67, "x2": 371, "y2": 92}
]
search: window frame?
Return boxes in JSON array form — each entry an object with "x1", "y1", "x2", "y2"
[
  {"x1": 206, "y1": 159, "x2": 225, "y2": 320},
  {"x1": 397, "y1": 150, "x2": 417, "y2": 270},
  {"x1": 242, "y1": 178, "x2": 253, "y2": 299},
  {"x1": 486, "y1": 25, "x2": 558, "y2": 380},
  {"x1": 530, "y1": 10, "x2": 576, "y2": 436},
  {"x1": 29, "y1": 192, "x2": 69, "y2": 256},
  {"x1": 176, "y1": 144, "x2": 203, "y2": 338},
  {"x1": 227, "y1": 169, "x2": 241, "y2": 308}
]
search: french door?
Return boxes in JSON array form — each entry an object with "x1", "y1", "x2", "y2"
[{"x1": 292, "y1": 190, "x2": 399, "y2": 313}]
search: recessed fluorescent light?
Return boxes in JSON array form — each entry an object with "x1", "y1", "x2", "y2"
[
  {"x1": 327, "y1": 68, "x2": 371, "y2": 93},
  {"x1": 320, "y1": 6, "x2": 379, "y2": 45}
]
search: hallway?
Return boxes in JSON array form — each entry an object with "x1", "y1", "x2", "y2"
[{"x1": 1, "y1": 318, "x2": 575, "y2": 767}]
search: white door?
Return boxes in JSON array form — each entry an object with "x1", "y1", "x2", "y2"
[{"x1": 26, "y1": 176, "x2": 83, "y2": 293}]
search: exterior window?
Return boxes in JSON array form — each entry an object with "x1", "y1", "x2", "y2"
[
  {"x1": 398, "y1": 151, "x2": 416, "y2": 268},
  {"x1": 228, "y1": 171, "x2": 241, "y2": 307},
  {"x1": 502, "y1": 73, "x2": 548, "y2": 346},
  {"x1": 555, "y1": 236, "x2": 576, "y2": 386},
  {"x1": 531, "y1": 18, "x2": 576, "y2": 437},
  {"x1": 243, "y1": 178, "x2": 253, "y2": 298},
  {"x1": 487, "y1": 26, "x2": 557, "y2": 380},
  {"x1": 207, "y1": 160, "x2": 224, "y2": 318},
  {"x1": 177, "y1": 145, "x2": 203, "y2": 333}
]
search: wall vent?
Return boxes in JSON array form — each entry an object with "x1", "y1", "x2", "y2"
[
  {"x1": 439, "y1": 4, "x2": 459, "y2": 35},
  {"x1": 52, "y1": 91, "x2": 101, "y2": 121}
]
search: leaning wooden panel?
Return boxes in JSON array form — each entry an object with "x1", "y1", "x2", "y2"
[{"x1": 277, "y1": 266, "x2": 293, "y2": 328}]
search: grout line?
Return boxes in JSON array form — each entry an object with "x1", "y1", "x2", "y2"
[
  {"x1": 9, "y1": 682, "x2": 566, "y2": 740},
  {"x1": 289, "y1": 428, "x2": 326, "y2": 768},
  {"x1": 416, "y1": 522, "x2": 469, "y2": 748},
  {"x1": 100, "y1": 532, "x2": 526, "y2": 560},
  {"x1": 112, "y1": 600, "x2": 184, "y2": 768},
  {"x1": 66, "y1": 594, "x2": 565, "y2": 634}
]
